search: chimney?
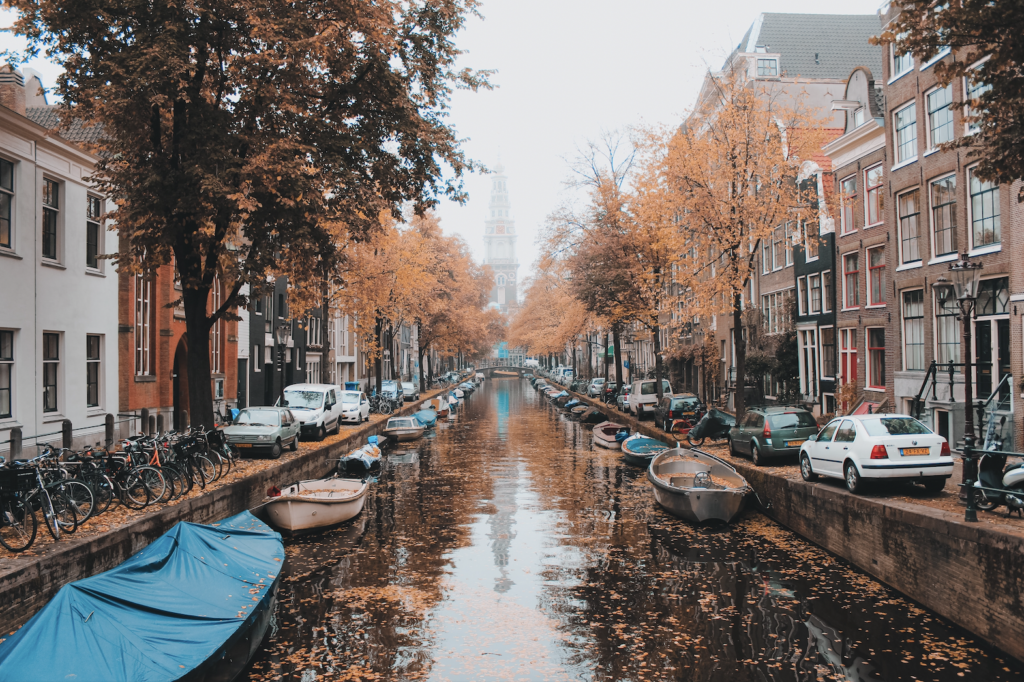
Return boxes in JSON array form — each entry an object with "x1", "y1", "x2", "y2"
[{"x1": 0, "y1": 65, "x2": 26, "y2": 116}]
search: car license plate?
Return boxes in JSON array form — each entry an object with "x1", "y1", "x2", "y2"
[
  {"x1": 902, "y1": 447, "x2": 930, "y2": 456},
  {"x1": 785, "y1": 440, "x2": 805, "y2": 447},
  {"x1": 682, "y1": 412, "x2": 695, "y2": 416},
  {"x1": 236, "y1": 443, "x2": 253, "y2": 448}
]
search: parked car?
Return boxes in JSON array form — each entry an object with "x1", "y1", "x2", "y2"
[
  {"x1": 381, "y1": 380, "x2": 404, "y2": 405},
  {"x1": 401, "y1": 382, "x2": 420, "y2": 402},
  {"x1": 627, "y1": 379, "x2": 673, "y2": 419},
  {"x1": 799, "y1": 414, "x2": 954, "y2": 494},
  {"x1": 615, "y1": 384, "x2": 632, "y2": 412},
  {"x1": 224, "y1": 407, "x2": 300, "y2": 459},
  {"x1": 587, "y1": 378, "x2": 606, "y2": 398},
  {"x1": 729, "y1": 405, "x2": 819, "y2": 465},
  {"x1": 339, "y1": 390, "x2": 370, "y2": 423},
  {"x1": 279, "y1": 383, "x2": 343, "y2": 440},
  {"x1": 654, "y1": 394, "x2": 705, "y2": 433}
]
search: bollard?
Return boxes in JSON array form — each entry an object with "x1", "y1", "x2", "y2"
[
  {"x1": 183, "y1": 410, "x2": 189, "y2": 429},
  {"x1": 156, "y1": 413, "x2": 165, "y2": 436},
  {"x1": 148, "y1": 414, "x2": 157, "y2": 437},
  {"x1": 141, "y1": 408, "x2": 150, "y2": 435},
  {"x1": 10, "y1": 426, "x2": 22, "y2": 460},
  {"x1": 105, "y1": 413, "x2": 115, "y2": 448},
  {"x1": 62, "y1": 419, "x2": 72, "y2": 449}
]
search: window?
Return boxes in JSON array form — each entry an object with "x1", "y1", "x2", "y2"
[
  {"x1": 935, "y1": 289, "x2": 960, "y2": 369},
  {"x1": 840, "y1": 328, "x2": 858, "y2": 386},
  {"x1": 800, "y1": 329, "x2": 818, "y2": 398},
  {"x1": 867, "y1": 328, "x2": 885, "y2": 389},
  {"x1": 868, "y1": 247, "x2": 886, "y2": 305},
  {"x1": 43, "y1": 332, "x2": 59, "y2": 413},
  {"x1": 823, "y1": 271, "x2": 832, "y2": 312},
  {"x1": 86, "y1": 196, "x2": 101, "y2": 269},
  {"x1": 761, "y1": 238, "x2": 770, "y2": 273},
  {"x1": 898, "y1": 190, "x2": 921, "y2": 264},
  {"x1": 964, "y1": 69, "x2": 992, "y2": 135},
  {"x1": 903, "y1": 290, "x2": 924, "y2": 371},
  {"x1": 497, "y1": 274, "x2": 506, "y2": 287},
  {"x1": 853, "y1": 108, "x2": 866, "y2": 128},
  {"x1": 0, "y1": 157, "x2": 12, "y2": 249},
  {"x1": 134, "y1": 274, "x2": 153, "y2": 376},
  {"x1": 762, "y1": 291, "x2": 789, "y2": 333},
  {"x1": 210, "y1": 278, "x2": 222, "y2": 374},
  {"x1": 757, "y1": 58, "x2": 778, "y2": 77},
  {"x1": 809, "y1": 274, "x2": 822, "y2": 314},
  {"x1": 843, "y1": 253, "x2": 860, "y2": 308},
  {"x1": 840, "y1": 175, "x2": 857, "y2": 234},
  {"x1": 785, "y1": 223, "x2": 795, "y2": 266},
  {"x1": 42, "y1": 178, "x2": 59, "y2": 260},
  {"x1": 797, "y1": 277, "x2": 807, "y2": 315},
  {"x1": 930, "y1": 175, "x2": 957, "y2": 257},
  {"x1": 865, "y1": 165, "x2": 884, "y2": 226},
  {"x1": 772, "y1": 226, "x2": 783, "y2": 270},
  {"x1": 976, "y1": 277, "x2": 1009, "y2": 317},
  {"x1": 804, "y1": 222, "x2": 819, "y2": 260},
  {"x1": 968, "y1": 167, "x2": 1000, "y2": 249},
  {"x1": 821, "y1": 327, "x2": 836, "y2": 378},
  {"x1": 86, "y1": 335, "x2": 100, "y2": 407},
  {"x1": 926, "y1": 86, "x2": 954, "y2": 148},
  {"x1": 0, "y1": 330, "x2": 12, "y2": 419},
  {"x1": 892, "y1": 43, "x2": 913, "y2": 78},
  {"x1": 894, "y1": 103, "x2": 918, "y2": 164},
  {"x1": 306, "y1": 353, "x2": 322, "y2": 384}
]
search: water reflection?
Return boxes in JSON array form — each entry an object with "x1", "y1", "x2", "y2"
[{"x1": 245, "y1": 378, "x2": 1024, "y2": 682}]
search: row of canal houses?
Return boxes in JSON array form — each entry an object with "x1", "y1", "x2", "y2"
[
  {"x1": 670, "y1": 9, "x2": 1023, "y2": 450},
  {"x1": 0, "y1": 67, "x2": 423, "y2": 455}
]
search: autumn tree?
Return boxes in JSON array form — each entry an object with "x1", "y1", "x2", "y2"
[
  {"x1": 659, "y1": 70, "x2": 826, "y2": 421},
  {"x1": 877, "y1": 0, "x2": 1024, "y2": 196},
  {"x1": 6, "y1": 0, "x2": 489, "y2": 426}
]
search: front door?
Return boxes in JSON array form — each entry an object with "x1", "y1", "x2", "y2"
[{"x1": 974, "y1": 318, "x2": 1010, "y2": 401}]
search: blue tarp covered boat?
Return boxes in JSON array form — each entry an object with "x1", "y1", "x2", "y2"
[
  {"x1": 413, "y1": 409, "x2": 438, "y2": 428},
  {"x1": 621, "y1": 434, "x2": 671, "y2": 468},
  {"x1": 0, "y1": 511, "x2": 283, "y2": 682}
]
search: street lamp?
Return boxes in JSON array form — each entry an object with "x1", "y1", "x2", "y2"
[
  {"x1": 621, "y1": 338, "x2": 635, "y2": 385},
  {"x1": 275, "y1": 322, "x2": 292, "y2": 408},
  {"x1": 942, "y1": 252, "x2": 983, "y2": 522}
]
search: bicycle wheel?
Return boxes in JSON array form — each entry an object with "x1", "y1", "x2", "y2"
[
  {"x1": 120, "y1": 471, "x2": 152, "y2": 509},
  {"x1": 0, "y1": 498, "x2": 37, "y2": 552},
  {"x1": 43, "y1": 489, "x2": 78, "y2": 540},
  {"x1": 379, "y1": 401, "x2": 393, "y2": 416},
  {"x1": 63, "y1": 480, "x2": 96, "y2": 524},
  {"x1": 135, "y1": 466, "x2": 168, "y2": 504},
  {"x1": 196, "y1": 456, "x2": 217, "y2": 485},
  {"x1": 89, "y1": 474, "x2": 114, "y2": 516}
]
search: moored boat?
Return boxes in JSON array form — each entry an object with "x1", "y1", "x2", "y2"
[
  {"x1": 0, "y1": 511, "x2": 283, "y2": 682},
  {"x1": 337, "y1": 438, "x2": 383, "y2": 471},
  {"x1": 579, "y1": 406, "x2": 606, "y2": 424},
  {"x1": 424, "y1": 398, "x2": 450, "y2": 417},
  {"x1": 647, "y1": 448, "x2": 751, "y2": 523},
  {"x1": 383, "y1": 416, "x2": 426, "y2": 442},
  {"x1": 413, "y1": 409, "x2": 438, "y2": 428},
  {"x1": 264, "y1": 476, "x2": 369, "y2": 532},
  {"x1": 592, "y1": 421, "x2": 628, "y2": 450},
  {"x1": 620, "y1": 434, "x2": 671, "y2": 467},
  {"x1": 570, "y1": 404, "x2": 589, "y2": 415}
]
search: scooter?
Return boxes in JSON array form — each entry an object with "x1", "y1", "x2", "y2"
[
  {"x1": 686, "y1": 408, "x2": 736, "y2": 447},
  {"x1": 974, "y1": 417, "x2": 1024, "y2": 514}
]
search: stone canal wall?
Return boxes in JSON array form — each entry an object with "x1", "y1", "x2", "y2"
[
  {"x1": 0, "y1": 396, "x2": 438, "y2": 635},
  {"x1": 565, "y1": 388, "x2": 1024, "y2": 663}
]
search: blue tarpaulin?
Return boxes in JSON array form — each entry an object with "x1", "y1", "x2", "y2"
[{"x1": 0, "y1": 511, "x2": 283, "y2": 682}]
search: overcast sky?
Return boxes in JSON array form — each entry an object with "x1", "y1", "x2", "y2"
[{"x1": 4, "y1": 0, "x2": 885, "y2": 290}]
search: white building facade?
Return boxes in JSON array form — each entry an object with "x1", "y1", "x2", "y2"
[
  {"x1": 483, "y1": 163, "x2": 519, "y2": 313},
  {"x1": 0, "y1": 66, "x2": 120, "y2": 455}
]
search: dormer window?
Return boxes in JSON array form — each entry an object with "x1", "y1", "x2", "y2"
[
  {"x1": 853, "y1": 108, "x2": 866, "y2": 128},
  {"x1": 757, "y1": 58, "x2": 778, "y2": 77}
]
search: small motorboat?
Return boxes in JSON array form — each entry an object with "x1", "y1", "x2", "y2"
[
  {"x1": 564, "y1": 398, "x2": 582, "y2": 409},
  {"x1": 383, "y1": 416, "x2": 426, "y2": 442},
  {"x1": 424, "y1": 398, "x2": 450, "y2": 417},
  {"x1": 453, "y1": 388, "x2": 465, "y2": 399},
  {"x1": 593, "y1": 421, "x2": 628, "y2": 450},
  {"x1": 413, "y1": 409, "x2": 438, "y2": 428},
  {"x1": 620, "y1": 434, "x2": 671, "y2": 467},
  {"x1": 647, "y1": 448, "x2": 751, "y2": 524},
  {"x1": 579, "y1": 407, "x2": 606, "y2": 424},
  {"x1": 570, "y1": 404, "x2": 589, "y2": 416},
  {"x1": 338, "y1": 439, "x2": 383, "y2": 471},
  {"x1": 264, "y1": 476, "x2": 369, "y2": 532}
]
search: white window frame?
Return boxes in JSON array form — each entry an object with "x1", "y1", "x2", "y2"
[
  {"x1": 966, "y1": 164, "x2": 1000, "y2": 252},
  {"x1": 803, "y1": 220, "x2": 819, "y2": 262},
  {"x1": 896, "y1": 189, "x2": 923, "y2": 266},
  {"x1": 797, "y1": 276, "x2": 807, "y2": 316},
  {"x1": 963, "y1": 57, "x2": 991, "y2": 136},
  {"x1": 808, "y1": 274, "x2": 822, "y2": 314},
  {"x1": 42, "y1": 331, "x2": 62, "y2": 415},
  {"x1": 134, "y1": 273, "x2": 153, "y2": 376},
  {"x1": 929, "y1": 173, "x2": 958, "y2": 260},
  {"x1": 210, "y1": 277, "x2": 222, "y2": 375},
  {"x1": 866, "y1": 327, "x2": 886, "y2": 391},
  {"x1": 902, "y1": 289, "x2": 925, "y2": 372},
  {"x1": 842, "y1": 252, "x2": 860, "y2": 310},
  {"x1": 924, "y1": 85, "x2": 954, "y2": 152},
  {"x1": 0, "y1": 329, "x2": 13, "y2": 421},
  {"x1": 840, "y1": 175, "x2": 857, "y2": 235},
  {"x1": 86, "y1": 195, "x2": 103, "y2": 272},
  {"x1": 822, "y1": 270, "x2": 832, "y2": 313},
  {"x1": 864, "y1": 164, "x2": 884, "y2": 228},
  {"x1": 893, "y1": 101, "x2": 918, "y2": 167},
  {"x1": 820, "y1": 325, "x2": 836, "y2": 380},
  {"x1": 761, "y1": 238, "x2": 770, "y2": 274},
  {"x1": 757, "y1": 58, "x2": 779, "y2": 77},
  {"x1": 0, "y1": 156, "x2": 14, "y2": 252},
  {"x1": 890, "y1": 42, "x2": 914, "y2": 82},
  {"x1": 86, "y1": 334, "x2": 102, "y2": 410},
  {"x1": 866, "y1": 245, "x2": 887, "y2": 307},
  {"x1": 41, "y1": 177, "x2": 61, "y2": 263}
]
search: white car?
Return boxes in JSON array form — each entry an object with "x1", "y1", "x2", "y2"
[
  {"x1": 280, "y1": 383, "x2": 344, "y2": 440},
  {"x1": 799, "y1": 414, "x2": 953, "y2": 494},
  {"x1": 587, "y1": 378, "x2": 606, "y2": 397},
  {"x1": 339, "y1": 390, "x2": 370, "y2": 424},
  {"x1": 627, "y1": 379, "x2": 672, "y2": 418}
]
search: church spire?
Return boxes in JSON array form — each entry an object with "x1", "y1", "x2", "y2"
[{"x1": 483, "y1": 161, "x2": 519, "y2": 312}]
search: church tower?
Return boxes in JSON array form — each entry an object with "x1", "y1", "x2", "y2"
[{"x1": 483, "y1": 163, "x2": 519, "y2": 313}]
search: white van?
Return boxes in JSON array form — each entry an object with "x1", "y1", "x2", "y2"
[
  {"x1": 555, "y1": 367, "x2": 574, "y2": 384},
  {"x1": 279, "y1": 383, "x2": 344, "y2": 440},
  {"x1": 628, "y1": 379, "x2": 673, "y2": 418}
]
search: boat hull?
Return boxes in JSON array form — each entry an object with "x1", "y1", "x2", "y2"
[
  {"x1": 647, "y1": 449, "x2": 750, "y2": 524},
  {"x1": 265, "y1": 492, "x2": 367, "y2": 532},
  {"x1": 620, "y1": 437, "x2": 669, "y2": 467},
  {"x1": 592, "y1": 421, "x2": 626, "y2": 450},
  {"x1": 384, "y1": 427, "x2": 425, "y2": 442}
]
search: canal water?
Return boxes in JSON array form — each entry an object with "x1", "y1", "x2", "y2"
[{"x1": 246, "y1": 378, "x2": 1024, "y2": 681}]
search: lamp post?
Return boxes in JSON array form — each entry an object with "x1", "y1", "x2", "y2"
[
  {"x1": 275, "y1": 323, "x2": 292, "y2": 408},
  {"x1": 943, "y1": 253, "x2": 983, "y2": 522},
  {"x1": 621, "y1": 338, "x2": 635, "y2": 385}
]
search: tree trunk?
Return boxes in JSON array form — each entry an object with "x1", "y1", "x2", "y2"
[
  {"x1": 604, "y1": 331, "x2": 610, "y2": 381},
  {"x1": 182, "y1": 286, "x2": 215, "y2": 429},
  {"x1": 374, "y1": 316, "x2": 383, "y2": 394},
  {"x1": 613, "y1": 326, "x2": 624, "y2": 394},
  {"x1": 733, "y1": 291, "x2": 747, "y2": 424},
  {"x1": 418, "y1": 345, "x2": 427, "y2": 393},
  {"x1": 653, "y1": 324, "x2": 664, "y2": 400}
]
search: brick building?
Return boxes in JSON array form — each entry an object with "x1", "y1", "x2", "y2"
[{"x1": 878, "y1": 4, "x2": 1022, "y2": 448}]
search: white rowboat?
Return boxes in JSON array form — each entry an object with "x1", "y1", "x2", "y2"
[{"x1": 264, "y1": 477, "x2": 369, "y2": 532}]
